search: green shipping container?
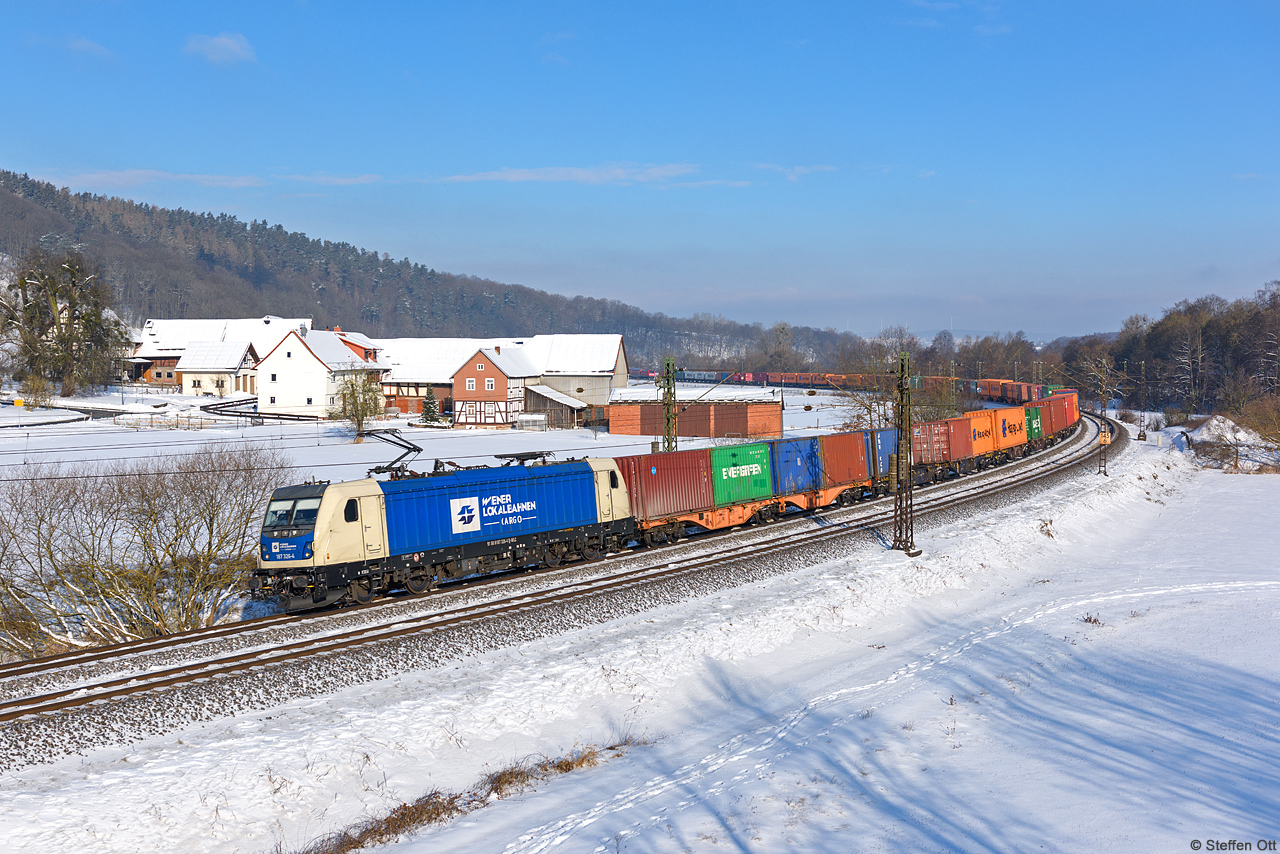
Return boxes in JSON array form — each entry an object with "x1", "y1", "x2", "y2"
[
  {"x1": 1025, "y1": 406, "x2": 1043, "y2": 440},
  {"x1": 710, "y1": 442, "x2": 774, "y2": 507}
]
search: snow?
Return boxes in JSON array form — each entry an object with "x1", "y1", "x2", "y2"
[
  {"x1": 1189, "y1": 414, "x2": 1264, "y2": 445},
  {"x1": 1, "y1": 397, "x2": 1278, "y2": 853}
]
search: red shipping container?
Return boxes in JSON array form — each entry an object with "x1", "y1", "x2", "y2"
[
  {"x1": 819, "y1": 431, "x2": 869, "y2": 487},
  {"x1": 616, "y1": 449, "x2": 714, "y2": 522},
  {"x1": 944, "y1": 418, "x2": 974, "y2": 461},
  {"x1": 1042, "y1": 396, "x2": 1070, "y2": 434},
  {"x1": 912, "y1": 421, "x2": 949, "y2": 465}
]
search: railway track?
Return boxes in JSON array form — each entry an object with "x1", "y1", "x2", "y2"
[{"x1": 0, "y1": 414, "x2": 1115, "y2": 724}]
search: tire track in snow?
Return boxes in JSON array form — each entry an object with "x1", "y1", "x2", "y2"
[{"x1": 504, "y1": 580, "x2": 1280, "y2": 852}]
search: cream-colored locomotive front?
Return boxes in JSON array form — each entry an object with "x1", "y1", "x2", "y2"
[{"x1": 254, "y1": 458, "x2": 635, "y2": 611}]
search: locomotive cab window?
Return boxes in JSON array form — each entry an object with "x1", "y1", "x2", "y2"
[
  {"x1": 344, "y1": 499, "x2": 359, "y2": 523},
  {"x1": 610, "y1": 471, "x2": 619, "y2": 489},
  {"x1": 263, "y1": 497, "x2": 322, "y2": 531}
]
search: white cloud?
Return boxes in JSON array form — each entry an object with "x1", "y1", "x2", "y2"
[
  {"x1": 277, "y1": 173, "x2": 382, "y2": 185},
  {"x1": 185, "y1": 32, "x2": 256, "y2": 65},
  {"x1": 51, "y1": 169, "x2": 264, "y2": 189},
  {"x1": 541, "y1": 52, "x2": 570, "y2": 66},
  {"x1": 68, "y1": 37, "x2": 111, "y2": 58},
  {"x1": 666, "y1": 180, "x2": 752, "y2": 188},
  {"x1": 440, "y1": 163, "x2": 700, "y2": 185},
  {"x1": 755, "y1": 164, "x2": 838, "y2": 182},
  {"x1": 918, "y1": 170, "x2": 936, "y2": 179}
]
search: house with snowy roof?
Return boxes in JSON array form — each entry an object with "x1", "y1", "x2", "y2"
[
  {"x1": 130, "y1": 315, "x2": 312, "y2": 385},
  {"x1": 256, "y1": 328, "x2": 389, "y2": 417},
  {"x1": 174, "y1": 341, "x2": 259, "y2": 396},
  {"x1": 372, "y1": 334, "x2": 627, "y2": 427}
]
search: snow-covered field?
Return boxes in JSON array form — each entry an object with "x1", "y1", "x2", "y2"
[{"x1": 1, "y1": 395, "x2": 1277, "y2": 854}]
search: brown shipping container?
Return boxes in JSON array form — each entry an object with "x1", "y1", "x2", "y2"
[
  {"x1": 819, "y1": 431, "x2": 869, "y2": 486},
  {"x1": 616, "y1": 448, "x2": 714, "y2": 522},
  {"x1": 944, "y1": 418, "x2": 974, "y2": 461},
  {"x1": 963, "y1": 409, "x2": 997, "y2": 455},
  {"x1": 912, "y1": 421, "x2": 949, "y2": 465}
]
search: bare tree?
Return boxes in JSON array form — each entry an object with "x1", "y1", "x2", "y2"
[
  {"x1": 329, "y1": 371, "x2": 385, "y2": 440},
  {"x1": 0, "y1": 444, "x2": 293, "y2": 657}
]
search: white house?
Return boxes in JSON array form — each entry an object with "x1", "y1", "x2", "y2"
[
  {"x1": 131, "y1": 315, "x2": 312, "y2": 385},
  {"x1": 174, "y1": 341, "x2": 259, "y2": 396},
  {"x1": 256, "y1": 329, "x2": 389, "y2": 417}
]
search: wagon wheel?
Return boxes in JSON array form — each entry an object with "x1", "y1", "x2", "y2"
[
  {"x1": 349, "y1": 579, "x2": 375, "y2": 604},
  {"x1": 405, "y1": 570, "x2": 432, "y2": 594},
  {"x1": 543, "y1": 546, "x2": 562, "y2": 568},
  {"x1": 581, "y1": 542, "x2": 604, "y2": 562},
  {"x1": 668, "y1": 525, "x2": 682, "y2": 543}
]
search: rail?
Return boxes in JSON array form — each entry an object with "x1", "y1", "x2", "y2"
[{"x1": 0, "y1": 414, "x2": 1116, "y2": 725}]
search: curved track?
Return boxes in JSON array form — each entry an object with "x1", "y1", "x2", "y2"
[{"x1": 0, "y1": 414, "x2": 1115, "y2": 723}]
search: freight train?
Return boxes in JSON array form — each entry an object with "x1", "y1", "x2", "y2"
[
  {"x1": 640, "y1": 368, "x2": 1065, "y2": 407},
  {"x1": 251, "y1": 391, "x2": 1081, "y2": 612}
]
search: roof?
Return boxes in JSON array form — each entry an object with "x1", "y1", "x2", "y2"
[
  {"x1": 374, "y1": 338, "x2": 510, "y2": 385},
  {"x1": 134, "y1": 316, "x2": 312, "y2": 360},
  {"x1": 261, "y1": 330, "x2": 390, "y2": 372},
  {"x1": 174, "y1": 341, "x2": 256, "y2": 372},
  {"x1": 525, "y1": 384, "x2": 587, "y2": 409},
  {"x1": 371, "y1": 334, "x2": 623, "y2": 384},
  {"x1": 609, "y1": 386, "x2": 782, "y2": 404},
  {"x1": 480, "y1": 346, "x2": 541, "y2": 379},
  {"x1": 512, "y1": 334, "x2": 623, "y2": 376}
]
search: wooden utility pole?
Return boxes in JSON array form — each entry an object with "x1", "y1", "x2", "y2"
[{"x1": 892, "y1": 352, "x2": 921, "y2": 556}]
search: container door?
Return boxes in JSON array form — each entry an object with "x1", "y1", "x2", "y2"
[{"x1": 360, "y1": 495, "x2": 385, "y2": 559}]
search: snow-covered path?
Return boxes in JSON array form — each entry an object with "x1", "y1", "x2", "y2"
[{"x1": 3, "y1": 438, "x2": 1277, "y2": 854}]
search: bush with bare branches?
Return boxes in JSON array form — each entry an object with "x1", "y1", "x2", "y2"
[{"x1": 0, "y1": 444, "x2": 293, "y2": 657}]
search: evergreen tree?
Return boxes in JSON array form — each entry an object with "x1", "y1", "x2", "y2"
[{"x1": 421, "y1": 386, "x2": 440, "y2": 422}]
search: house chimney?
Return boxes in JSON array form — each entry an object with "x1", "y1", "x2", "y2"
[
  {"x1": 495, "y1": 346, "x2": 501, "y2": 354},
  {"x1": 333, "y1": 325, "x2": 342, "y2": 332}
]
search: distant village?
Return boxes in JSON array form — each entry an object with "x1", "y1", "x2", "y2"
[{"x1": 126, "y1": 315, "x2": 784, "y2": 436}]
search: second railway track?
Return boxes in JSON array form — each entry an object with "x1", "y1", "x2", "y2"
[{"x1": 0, "y1": 414, "x2": 1115, "y2": 725}]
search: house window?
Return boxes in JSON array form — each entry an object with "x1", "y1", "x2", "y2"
[
  {"x1": 476, "y1": 363, "x2": 484, "y2": 371},
  {"x1": 466, "y1": 378, "x2": 476, "y2": 391},
  {"x1": 485, "y1": 377, "x2": 495, "y2": 391},
  {"x1": 271, "y1": 373, "x2": 277, "y2": 382},
  {"x1": 270, "y1": 396, "x2": 276, "y2": 404},
  {"x1": 215, "y1": 380, "x2": 224, "y2": 389},
  {"x1": 192, "y1": 379, "x2": 201, "y2": 388},
  {"x1": 307, "y1": 397, "x2": 313, "y2": 405},
  {"x1": 286, "y1": 351, "x2": 292, "y2": 358},
  {"x1": 330, "y1": 396, "x2": 335, "y2": 405},
  {"x1": 167, "y1": 372, "x2": 173, "y2": 378}
]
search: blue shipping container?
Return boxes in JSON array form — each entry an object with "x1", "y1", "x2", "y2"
[
  {"x1": 867, "y1": 428, "x2": 899, "y2": 477},
  {"x1": 770, "y1": 437, "x2": 822, "y2": 495},
  {"x1": 379, "y1": 462, "x2": 598, "y2": 557}
]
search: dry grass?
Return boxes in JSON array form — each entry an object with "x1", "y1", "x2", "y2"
[{"x1": 281, "y1": 739, "x2": 645, "y2": 854}]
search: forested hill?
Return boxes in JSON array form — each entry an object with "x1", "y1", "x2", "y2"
[{"x1": 0, "y1": 170, "x2": 853, "y2": 367}]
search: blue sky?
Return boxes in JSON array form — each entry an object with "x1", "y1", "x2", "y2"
[{"x1": 4, "y1": 2, "x2": 1278, "y2": 340}]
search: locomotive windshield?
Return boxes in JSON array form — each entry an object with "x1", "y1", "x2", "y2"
[
  {"x1": 261, "y1": 483, "x2": 328, "y2": 537},
  {"x1": 263, "y1": 497, "x2": 322, "y2": 530}
]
